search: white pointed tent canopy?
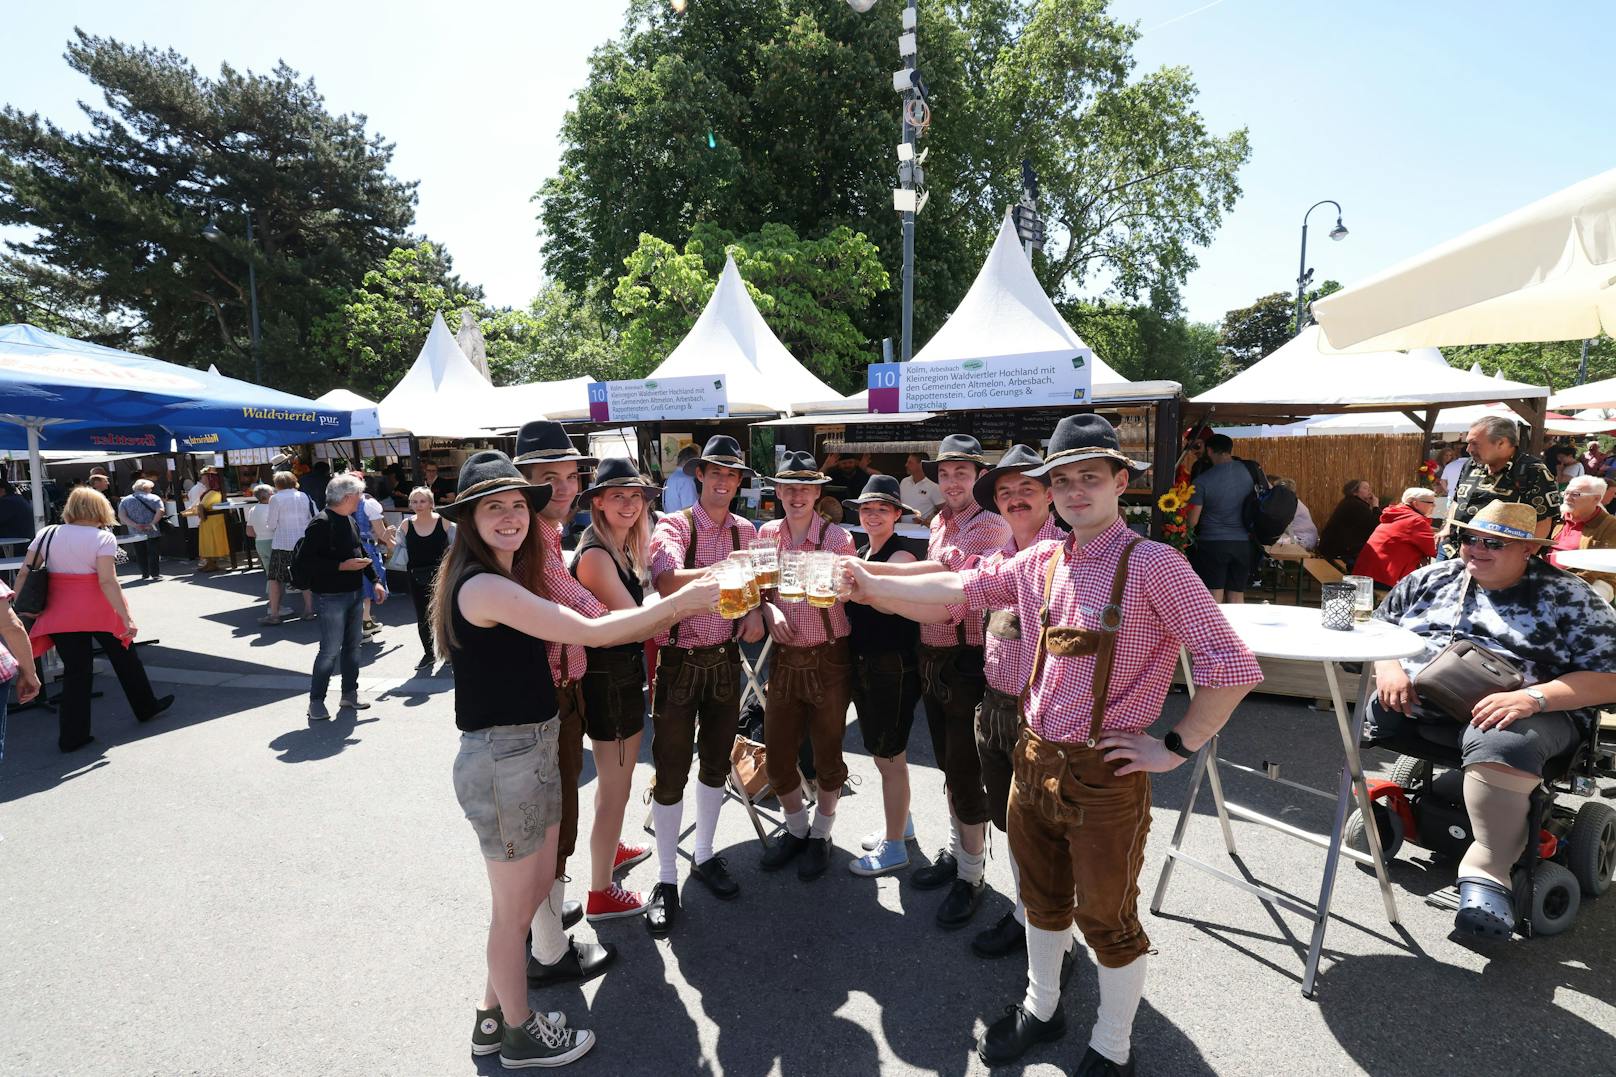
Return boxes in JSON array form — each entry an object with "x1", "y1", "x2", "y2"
[{"x1": 373, "y1": 312, "x2": 524, "y2": 437}]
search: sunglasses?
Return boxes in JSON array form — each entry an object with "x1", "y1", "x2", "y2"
[{"x1": 1458, "y1": 533, "x2": 1510, "y2": 551}]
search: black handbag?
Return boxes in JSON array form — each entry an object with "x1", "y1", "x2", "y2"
[
  {"x1": 13, "y1": 525, "x2": 58, "y2": 617},
  {"x1": 1412, "y1": 573, "x2": 1525, "y2": 721}
]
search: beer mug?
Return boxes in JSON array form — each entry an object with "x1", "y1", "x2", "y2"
[
  {"x1": 805, "y1": 551, "x2": 837, "y2": 609},
  {"x1": 728, "y1": 550, "x2": 761, "y2": 611},
  {"x1": 749, "y1": 538, "x2": 779, "y2": 591},
  {"x1": 777, "y1": 549, "x2": 806, "y2": 603},
  {"x1": 716, "y1": 558, "x2": 751, "y2": 620}
]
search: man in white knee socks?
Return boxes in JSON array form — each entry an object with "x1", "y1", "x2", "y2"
[
  {"x1": 642, "y1": 437, "x2": 765, "y2": 935},
  {"x1": 849, "y1": 416, "x2": 1263, "y2": 1074}
]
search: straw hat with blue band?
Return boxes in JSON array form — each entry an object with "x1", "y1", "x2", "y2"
[{"x1": 1450, "y1": 501, "x2": 1554, "y2": 546}]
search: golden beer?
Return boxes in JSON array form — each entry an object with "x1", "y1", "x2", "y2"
[
  {"x1": 777, "y1": 581, "x2": 805, "y2": 602},
  {"x1": 807, "y1": 587, "x2": 837, "y2": 609},
  {"x1": 1352, "y1": 607, "x2": 1373, "y2": 624},
  {"x1": 742, "y1": 575, "x2": 761, "y2": 610},
  {"x1": 719, "y1": 585, "x2": 751, "y2": 619},
  {"x1": 754, "y1": 568, "x2": 779, "y2": 590}
]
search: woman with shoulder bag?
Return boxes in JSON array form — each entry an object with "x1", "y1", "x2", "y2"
[{"x1": 17, "y1": 488, "x2": 174, "y2": 753}]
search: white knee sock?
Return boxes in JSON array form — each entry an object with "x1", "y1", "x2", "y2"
[
  {"x1": 1021, "y1": 924, "x2": 1067, "y2": 1022},
  {"x1": 948, "y1": 813, "x2": 963, "y2": 860},
  {"x1": 1090, "y1": 956, "x2": 1147, "y2": 1065},
  {"x1": 653, "y1": 799, "x2": 683, "y2": 885},
  {"x1": 529, "y1": 878, "x2": 569, "y2": 966},
  {"x1": 693, "y1": 781, "x2": 725, "y2": 865},
  {"x1": 785, "y1": 806, "x2": 810, "y2": 839},
  {"x1": 1007, "y1": 846, "x2": 1026, "y2": 926},
  {"x1": 957, "y1": 845, "x2": 985, "y2": 886},
  {"x1": 1458, "y1": 767, "x2": 1537, "y2": 888},
  {"x1": 809, "y1": 805, "x2": 835, "y2": 840}
]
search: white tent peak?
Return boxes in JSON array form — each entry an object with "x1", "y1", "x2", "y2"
[
  {"x1": 910, "y1": 211, "x2": 1176, "y2": 399},
  {"x1": 374, "y1": 312, "x2": 521, "y2": 436},
  {"x1": 315, "y1": 388, "x2": 378, "y2": 411},
  {"x1": 647, "y1": 254, "x2": 839, "y2": 415}
]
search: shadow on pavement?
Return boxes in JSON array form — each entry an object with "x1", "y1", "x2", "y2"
[{"x1": 268, "y1": 708, "x2": 382, "y2": 764}]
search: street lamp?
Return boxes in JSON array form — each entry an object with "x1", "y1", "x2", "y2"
[
  {"x1": 1294, "y1": 199, "x2": 1348, "y2": 335},
  {"x1": 202, "y1": 208, "x2": 264, "y2": 384}
]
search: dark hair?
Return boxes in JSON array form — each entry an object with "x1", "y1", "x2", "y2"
[
  {"x1": 1342, "y1": 478, "x2": 1368, "y2": 497},
  {"x1": 1206, "y1": 433, "x2": 1234, "y2": 454},
  {"x1": 427, "y1": 498, "x2": 549, "y2": 656}
]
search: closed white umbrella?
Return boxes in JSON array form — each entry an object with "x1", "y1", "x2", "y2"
[
  {"x1": 1551, "y1": 375, "x2": 1616, "y2": 411},
  {"x1": 1314, "y1": 166, "x2": 1616, "y2": 351}
]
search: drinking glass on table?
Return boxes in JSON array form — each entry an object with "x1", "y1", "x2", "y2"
[
  {"x1": 1342, "y1": 575, "x2": 1375, "y2": 623},
  {"x1": 777, "y1": 549, "x2": 805, "y2": 603}
]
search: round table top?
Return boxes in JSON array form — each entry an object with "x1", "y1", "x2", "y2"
[
  {"x1": 1553, "y1": 548, "x2": 1616, "y2": 573},
  {"x1": 1219, "y1": 603, "x2": 1425, "y2": 662}
]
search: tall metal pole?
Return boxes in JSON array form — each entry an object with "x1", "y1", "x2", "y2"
[
  {"x1": 1295, "y1": 199, "x2": 1345, "y2": 335},
  {"x1": 245, "y1": 209, "x2": 263, "y2": 384},
  {"x1": 899, "y1": 0, "x2": 917, "y2": 362},
  {"x1": 1576, "y1": 337, "x2": 1591, "y2": 386}
]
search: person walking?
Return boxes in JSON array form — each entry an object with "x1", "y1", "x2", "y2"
[
  {"x1": 570, "y1": 458, "x2": 661, "y2": 921},
  {"x1": 116, "y1": 478, "x2": 166, "y2": 580},
  {"x1": 393, "y1": 488, "x2": 455, "y2": 667},
  {"x1": 298, "y1": 473, "x2": 387, "y2": 720},
  {"x1": 1183, "y1": 434, "x2": 1259, "y2": 602},
  {"x1": 17, "y1": 488, "x2": 175, "y2": 752},
  {"x1": 433, "y1": 450, "x2": 716, "y2": 1068},
  {"x1": 262, "y1": 471, "x2": 315, "y2": 625}
]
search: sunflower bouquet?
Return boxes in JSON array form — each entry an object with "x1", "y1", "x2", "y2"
[
  {"x1": 1156, "y1": 480, "x2": 1195, "y2": 552},
  {"x1": 1416, "y1": 458, "x2": 1439, "y2": 482}
]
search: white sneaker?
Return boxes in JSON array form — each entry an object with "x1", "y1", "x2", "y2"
[{"x1": 860, "y1": 814, "x2": 916, "y2": 851}]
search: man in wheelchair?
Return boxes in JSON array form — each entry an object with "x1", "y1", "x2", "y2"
[{"x1": 1369, "y1": 501, "x2": 1616, "y2": 939}]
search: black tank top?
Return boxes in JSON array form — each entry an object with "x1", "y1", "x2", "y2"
[
  {"x1": 570, "y1": 526, "x2": 645, "y2": 654},
  {"x1": 848, "y1": 533, "x2": 922, "y2": 653},
  {"x1": 449, "y1": 569, "x2": 557, "y2": 731},
  {"x1": 404, "y1": 516, "x2": 450, "y2": 574}
]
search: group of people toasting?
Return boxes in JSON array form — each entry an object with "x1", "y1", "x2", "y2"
[{"x1": 435, "y1": 415, "x2": 1262, "y2": 1074}]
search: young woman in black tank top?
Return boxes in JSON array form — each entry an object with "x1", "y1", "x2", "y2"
[
  {"x1": 394, "y1": 487, "x2": 455, "y2": 666},
  {"x1": 570, "y1": 462, "x2": 661, "y2": 922},
  {"x1": 430, "y1": 452, "x2": 717, "y2": 1068}
]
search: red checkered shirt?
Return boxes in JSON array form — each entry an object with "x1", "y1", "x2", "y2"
[
  {"x1": 962, "y1": 517, "x2": 1262, "y2": 741},
  {"x1": 920, "y1": 502, "x2": 1012, "y2": 649},
  {"x1": 649, "y1": 502, "x2": 757, "y2": 648},
  {"x1": 759, "y1": 515, "x2": 854, "y2": 646},
  {"x1": 982, "y1": 515, "x2": 1066, "y2": 696},
  {"x1": 540, "y1": 518, "x2": 607, "y2": 684}
]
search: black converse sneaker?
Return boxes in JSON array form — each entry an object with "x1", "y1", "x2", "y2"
[
  {"x1": 499, "y1": 1011, "x2": 594, "y2": 1068},
  {"x1": 472, "y1": 1007, "x2": 565, "y2": 1056}
]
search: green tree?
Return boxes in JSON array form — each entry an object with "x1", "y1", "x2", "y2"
[
  {"x1": 0, "y1": 256, "x2": 128, "y2": 341},
  {"x1": 310, "y1": 242, "x2": 484, "y2": 398},
  {"x1": 612, "y1": 221, "x2": 888, "y2": 392},
  {"x1": 1064, "y1": 300, "x2": 1226, "y2": 397},
  {"x1": 0, "y1": 31, "x2": 416, "y2": 387},
  {"x1": 1446, "y1": 338, "x2": 1616, "y2": 392},
  {"x1": 540, "y1": 0, "x2": 1247, "y2": 354},
  {"x1": 1217, "y1": 280, "x2": 1341, "y2": 370},
  {"x1": 483, "y1": 280, "x2": 631, "y2": 387}
]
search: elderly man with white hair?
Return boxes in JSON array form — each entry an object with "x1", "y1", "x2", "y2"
[
  {"x1": 297, "y1": 472, "x2": 387, "y2": 721},
  {"x1": 117, "y1": 478, "x2": 167, "y2": 580},
  {"x1": 1354, "y1": 487, "x2": 1438, "y2": 592},
  {"x1": 1550, "y1": 475, "x2": 1616, "y2": 594}
]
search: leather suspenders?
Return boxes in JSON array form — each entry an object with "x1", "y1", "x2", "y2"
[{"x1": 670, "y1": 507, "x2": 741, "y2": 646}]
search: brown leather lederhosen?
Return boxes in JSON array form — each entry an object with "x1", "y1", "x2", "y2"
[{"x1": 764, "y1": 515, "x2": 848, "y2": 795}]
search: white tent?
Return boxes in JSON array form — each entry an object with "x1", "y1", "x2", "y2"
[
  {"x1": 646, "y1": 255, "x2": 839, "y2": 416},
  {"x1": 373, "y1": 313, "x2": 516, "y2": 437},
  {"x1": 909, "y1": 212, "x2": 1179, "y2": 402},
  {"x1": 1552, "y1": 375, "x2": 1616, "y2": 412},
  {"x1": 485, "y1": 376, "x2": 597, "y2": 427},
  {"x1": 1192, "y1": 324, "x2": 1547, "y2": 422},
  {"x1": 315, "y1": 388, "x2": 377, "y2": 411}
]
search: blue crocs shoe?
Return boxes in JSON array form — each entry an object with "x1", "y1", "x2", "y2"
[
  {"x1": 1455, "y1": 878, "x2": 1515, "y2": 939},
  {"x1": 849, "y1": 839, "x2": 910, "y2": 877}
]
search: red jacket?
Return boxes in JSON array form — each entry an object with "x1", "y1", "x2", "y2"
[{"x1": 1354, "y1": 503, "x2": 1437, "y2": 588}]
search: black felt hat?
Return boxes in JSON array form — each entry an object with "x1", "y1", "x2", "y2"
[
  {"x1": 769, "y1": 450, "x2": 832, "y2": 486},
  {"x1": 513, "y1": 420, "x2": 596, "y2": 467},
  {"x1": 580, "y1": 456, "x2": 660, "y2": 501},
  {"x1": 695, "y1": 435, "x2": 753, "y2": 475},
  {"x1": 923, "y1": 434, "x2": 991, "y2": 480},
  {"x1": 440, "y1": 450, "x2": 552, "y2": 521},
  {"x1": 972, "y1": 444, "x2": 1049, "y2": 513},
  {"x1": 842, "y1": 474, "x2": 919, "y2": 518},
  {"x1": 1025, "y1": 415, "x2": 1149, "y2": 478}
]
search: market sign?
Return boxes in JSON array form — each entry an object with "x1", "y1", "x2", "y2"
[
  {"x1": 587, "y1": 374, "x2": 728, "y2": 421},
  {"x1": 867, "y1": 351, "x2": 1092, "y2": 414}
]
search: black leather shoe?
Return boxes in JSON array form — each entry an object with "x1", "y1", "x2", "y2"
[
  {"x1": 977, "y1": 1003, "x2": 1067, "y2": 1065},
  {"x1": 525, "y1": 938, "x2": 617, "y2": 987},
  {"x1": 59, "y1": 734, "x2": 96, "y2": 754},
  {"x1": 797, "y1": 837, "x2": 831, "y2": 881},
  {"x1": 1074, "y1": 1045, "x2": 1136, "y2": 1076},
  {"x1": 562, "y1": 899, "x2": 583, "y2": 931},
  {"x1": 971, "y1": 910, "x2": 1027, "y2": 958},
  {"x1": 761, "y1": 832, "x2": 810, "y2": 872},
  {"x1": 936, "y1": 877, "x2": 987, "y2": 928},
  {"x1": 691, "y1": 855, "x2": 740, "y2": 900},
  {"x1": 912, "y1": 850, "x2": 958, "y2": 891},
  {"x1": 137, "y1": 694, "x2": 176, "y2": 723},
  {"x1": 646, "y1": 882, "x2": 679, "y2": 936}
]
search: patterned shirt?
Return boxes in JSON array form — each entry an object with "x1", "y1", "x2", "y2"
[
  {"x1": 1445, "y1": 451, "x2": 1560, "y2": 557},
  {"x1": 759, "y1": 515, "x2": 854, "y2": 646},
  {"x1": 982, "y1": 515, "x2": 1066, "y2": 696},
  {"x1": 1374, "y1": 558, "x2": 1616, "y2": 730},
  {"x1": 539, "y1": 517, "x2": 607, "y2": 684},
  {"x1": 921, "y1": 503, "x2": 1012, "y2": 648},
  {"x1": 650, "y1": 502, "x2": 758, "y2": 648},
  {"x1": 962, "y1": 517, "x2": 1263, "y2": 741}
]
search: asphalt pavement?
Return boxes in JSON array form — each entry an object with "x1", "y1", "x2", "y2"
[{"x1": 2, "y1": 562, "x2": 1613, "y2": 1076}]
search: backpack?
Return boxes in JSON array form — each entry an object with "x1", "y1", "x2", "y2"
[
  {"x1": 289, "y1": 512, "x2": 323, "y2": 591},
  {"x1": 1240, "y1": 459, "x2": 1298, "y2": 545}
]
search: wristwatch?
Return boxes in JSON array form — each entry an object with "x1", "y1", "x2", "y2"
[
  {"x1": 1163, "y1": 730, "x2": 1197, "y2": 760},
  {"x1": 1524, "y1": 687, "x2": 1548, "y2": 712}
]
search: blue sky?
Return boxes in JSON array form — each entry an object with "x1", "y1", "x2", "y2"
[{"x1": 4, "y1": 0, "x2": 1613, "y2": 327}]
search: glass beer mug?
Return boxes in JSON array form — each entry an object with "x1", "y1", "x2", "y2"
[
  {"x1": 717, "y1": 558, "x2": 751, "y2": 620},
  {"x1": 749, "y1": 538, "x2": 779, "y2": 591},
  {"x1": 728, "y1": 550, "x2": 761, "y2": 611},
  {"x1": 777, "y1": 549, "x2": 806, "y2": 603},
  {"x1": 806, "y1": 552, "x2": 838, "y2": 609}
]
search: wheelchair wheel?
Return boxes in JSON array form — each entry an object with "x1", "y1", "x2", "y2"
[
  {"x1": 1387, "y1": 754, "x2": 1430, "y2": 790},
  {"x1": 1345, "y1": 804, "x2": 1404, "y2": 860},
  {"x1": 1530, "y1": 862, "x2": 1581, "y2": 936},
  {"x1": 1565, "y1": 801, "x2": 1616, "y2": 897}
]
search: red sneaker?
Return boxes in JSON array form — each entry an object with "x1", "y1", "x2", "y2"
[
  {"x1": 613, "y1": 842, "x2": 651, "y2": 872},
  {"x1": 586, "y1": 885, "x2": 648, "y2": 922}
]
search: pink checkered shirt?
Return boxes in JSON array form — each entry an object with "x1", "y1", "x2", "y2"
[
  {"x1": 981, "y1": 515, "x2": 1066, "y2": 696},
  {"x1": 920, "y1": 502, "x2": 1012, "y2": 649},
  {"x1": 759, "y1": 515, "x2": 854, "y2": 646},
  {"x1": 962, "y1": 517, "x2": 1262, "y2": 741},
  {"x1": 540, "y1": 518, "x2": 607, "y2": 684},
  {"x1": 650, "y1": 503, "x2": 757, "y2": 648}
]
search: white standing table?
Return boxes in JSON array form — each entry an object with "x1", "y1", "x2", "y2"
[
  {"x1": 1552, "y1": 548, "x2": 1616, "y2": 574},
  {"x1": 1150, "y1": 604, "x2": 1424, "y2": 999}
]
